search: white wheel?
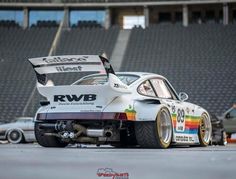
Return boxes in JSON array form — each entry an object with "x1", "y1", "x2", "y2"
[
  {"x1": 7, "y1": 129, "x2": 23, "y2": 144},
  {"x1": 198, "y1": 113, "x2": 212, "y2": 146}
]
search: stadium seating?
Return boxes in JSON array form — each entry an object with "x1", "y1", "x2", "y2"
[
  {"x1": 56, "y1": 26, "x2": 119, "y2": 56},
  {"x1": 31, "y1": 20, "x2": 59, "y2": 28},
  {"x1": 72, "y1": 20, "x2": 102, "y2": 28},
  {"x1": 0, "y1": 27, "x2": 57, "y2": 122},
  {"x1": 120, "y1": 24, "x2": 236, "y2": 115},
  {"x1": 0, "y1": 20, "x2": 20, "y2": 28}
]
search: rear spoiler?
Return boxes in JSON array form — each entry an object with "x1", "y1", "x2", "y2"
[
  {"x1": 28, "y1": 54, "x2": 131, "y2": 95},
  {"x1": 28, "y1": 55, "x2": 115, "y2": 85}
]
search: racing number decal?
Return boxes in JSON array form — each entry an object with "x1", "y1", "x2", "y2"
[{"x1": 176, "y1": 109, "x2": 185, "y2": 132}]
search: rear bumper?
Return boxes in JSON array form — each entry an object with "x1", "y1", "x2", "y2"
[{"x1": 36, "y1": 112, "x2": 133, "y2": 121}]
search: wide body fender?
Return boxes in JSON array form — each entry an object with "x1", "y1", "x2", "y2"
[{"x1": 134, "y1": 99, "x2": 170, "y2": 121}]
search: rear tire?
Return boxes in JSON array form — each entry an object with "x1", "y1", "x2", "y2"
[
  {"x1": 111, "y1": 128, "x2": 137, "y2": 148},
  {"x1": 198, "y1": 113, "x2": 212, "y2": 147},
  {"x1": 35, "y1": 122, "x2": 68, "y2": 148},
  {"x1": 7, "y1": 129, "x2": 24, "y2": 144},
  {"x1": 135, "y1": 108, "x2": 172, "y2": 149}
]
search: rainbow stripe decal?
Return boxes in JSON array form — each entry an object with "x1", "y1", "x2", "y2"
[{"x1": 172, "y1": 114, "x2": 200, "y2": 134}]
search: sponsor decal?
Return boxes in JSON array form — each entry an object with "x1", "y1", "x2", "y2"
[
  {"x1": 97, "y1": 168, "x2": 129, "y2": 179},
  {"x1": 186, "y1": 107, "x2": 190, "y2": 114},
  {"x1": 175, "y1": 135, "x2": 195, "y2": 142},
  {"x1": 56, "y1": 66, "x2": 82, "y2": 72},
  {"x1": 113, "y1": 83, "x2": 128, "y2": 90},
  {"x1": 54, "y1": 94, "x2": 96, "y2": 102},
  {"x1": 124, "y1": 105, "x2": 136, "y2": 121},
  {"x1": 172, "y1": 114, "x2": 200, "y2": 134},
  {"x1": 176, "y1": 109, "x2": 185, "y2": 132},
  {"x1": 114, "y1": 83, "x2": 119, "y2": 88},
  {"x1": 42, "y1": 56, "x2": 88, "y2": 64},
  {"x1": 171, "y1": 105, "x2": 176, "y2": 113}
]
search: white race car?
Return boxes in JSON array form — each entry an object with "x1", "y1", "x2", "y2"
[{"x1": 29, "y1": 55, "x2": 212, "y2": 148}]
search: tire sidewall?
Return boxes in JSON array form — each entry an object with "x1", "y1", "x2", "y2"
[
  {"x1": 7, "y1": 129, "x2": 23, "y2": 144},
  {"x1": 35, "y1": 122, "x2": 68, "y2": 148}
]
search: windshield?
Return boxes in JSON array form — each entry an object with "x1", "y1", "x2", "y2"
[{"x1": 73, "y1": 74, "x2": 139, "y2": 86}]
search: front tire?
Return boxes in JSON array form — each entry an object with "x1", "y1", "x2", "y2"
[
  {"x1": 7, "y1": 129, "x2": 24, "y2": 144},
  {"x1": 35, "y1": 122, "x2": 68, "y2": 148},
  {"x1": 198, "y1": 113, "x2": 212, "y2": 147},
  {"x1": 135, "y1": 108, "x2": 173, "y2": 148}
]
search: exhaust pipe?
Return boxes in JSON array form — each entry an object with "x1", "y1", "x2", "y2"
[
  {"x1": 104, "y1": 130, "x2": 113, "y2": 137},
  {"x1": 87, "y1": 129, "x2": 104, "y2": 137},
  {"x1": 73, "y1": 124, "x2": 105, "y2": 137},
  {"x1": 86, "y1": 129, "x2": 113, "y2": 138},
  {"x1": 41, "y1": 123, "x2": 113, "y2": 138},
  {"x1": 38, "y1": 123, "x2": 56, "y2": 130}
]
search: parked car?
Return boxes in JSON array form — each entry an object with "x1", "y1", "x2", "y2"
[
  {"x1": 0, "y1": 117, "x2": 36, "y2": 144},
  {"x1": 219, "y1": 105, "x2": 236, "y2": 138},
  {"x1": 210, "y1": 114, "x2": 227, "y2": 145},
  {"x1": 29, "y1": 55, "x2": 212, "y2": 149}
]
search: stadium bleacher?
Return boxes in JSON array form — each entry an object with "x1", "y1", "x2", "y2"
[
  {"x1": 0, "y1": 26, "x2": 57, "y2": 122},
  {"x1": 56, "y1": 26, "x2": 119, "y2": 56},
  {"x1": 31, "y1": 20, "x2": 59, "y2": 28},
  {"x1": 72, "y1": 20, "x2": 102, "y2": 28},
  {"x1": 0, "y1": 20, "x2": 20, "y2": 28},
  {"x1": 121, "y1": 24, "x2": 236, "y2": 115}
]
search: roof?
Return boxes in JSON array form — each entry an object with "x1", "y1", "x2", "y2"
[{"x1": 81, "y1": 71, "x2": 166, "y2": 79}]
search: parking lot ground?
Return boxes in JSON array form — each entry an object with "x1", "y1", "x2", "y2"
[{"x1": 0, "y1": 143, "x2": 236, "y2": 179}]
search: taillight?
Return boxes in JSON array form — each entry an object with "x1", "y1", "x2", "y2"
[{"x1": 114, "y1": 113, "x2": 128, "y2": 120}]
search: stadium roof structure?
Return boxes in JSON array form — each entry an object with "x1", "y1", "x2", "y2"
[{"x1": 0, "y1": 0, "x2": 236, "y2": 7}]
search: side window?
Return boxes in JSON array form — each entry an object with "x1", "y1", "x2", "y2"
[
  {"x1": 150, "y1": 79, "x2": 172, "y2": 99},
  {"x1": 138, "y1": 80, "x2": 156, "y2": 97},
  {"x1": 164, "y1": 81, "x2": 178, "y2": 100}
]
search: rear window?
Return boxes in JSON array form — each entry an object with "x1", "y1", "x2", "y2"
[{"x1": 74, "y1": 74, "x2": 139, "y2": 86}]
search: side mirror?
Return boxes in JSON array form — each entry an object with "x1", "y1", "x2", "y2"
[{"x1": 179, "y1": 92, "x2": 188, "y2": 102}]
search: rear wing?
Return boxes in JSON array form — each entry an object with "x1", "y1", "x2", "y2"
[
  {"x1": 28, "y1": 55, "x2": 131, "y2": 98},
  {"x1": 28, "y1": 55, "x2": 115, "y2": 85}
]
